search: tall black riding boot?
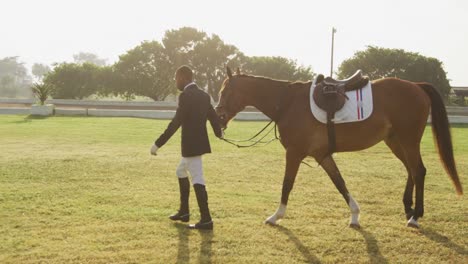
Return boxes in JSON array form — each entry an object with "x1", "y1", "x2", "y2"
[
  {"x1": 188, "y1": 184, "x2": 213, "y2": 230},
  {"x1": 169, "y1": 177, "x2": 190, "y2": 222}
]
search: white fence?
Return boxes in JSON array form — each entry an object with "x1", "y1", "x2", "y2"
[
  {"x1": 0, "y1": 98, "x2": 177, "y2": 108},
  {"x1": 0, "y1": 98, "x2": 267, "y2": 121},
  {"x1": 1, "y1": 98, "x2": 468, "y2": 123}
]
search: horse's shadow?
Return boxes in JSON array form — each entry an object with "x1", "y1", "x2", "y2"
[
  {"x1": 173, "y1": 223, "x2": 213, "y2": 264},
  {"x1": 356, "y1": 228, "x2": 388, "y2": 264},
  {"x1": 274, "y1": 225, "x2": 321, "y2": 263},
  {"x1": 274, "y1": 225, "x2": 389, "y2": 264},
  {"x1": 420, "y1": 228, "x2": 468, "y2": 255}
]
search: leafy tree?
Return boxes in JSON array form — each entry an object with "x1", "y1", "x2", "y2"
[
  {"x1": 113, "y1": 41, "x2": 174, "y2": 101},
  {"x1": 44, "y1": 62, "x2": 101, "y2": 99},
  {"x1": 73, "y1": 52, "x2": 107, "y2": 66},
  {"x1": 0, "y1": 75, "x2": 17, "y2": 97},
  {"x1": 94, "y1": 65, "x2": 117, "y2": 98},
  {"x1": 242, "y1": 56, "x2": 314, "y2": 81},
  {"x1": 32, "y1": 63, "x2": 51, "y2": 81},
  {"x1": 0, "y1": 56, "x2": 32, "y2": 98},
  {"x1": 162, "y1": 27, "x2": 206, "y2": 70},
  {"x1": 337, "y1": 46, "x2": 451, "y2": 98},
  {"x1": 191, "y1": 34, "x2": 242, "y2": 101},
  {"x1": 162, "y1": 27, "x2": 242, "y2": 101}
]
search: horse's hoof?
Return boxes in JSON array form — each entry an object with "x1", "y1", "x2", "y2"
[
  {"x1": 264, "y1": 216, "x2": 278, "y2": 225},
  {"x1": 407, "y1": 222, "x2": 420, "y2": 229},
  {"x1": 407, "y1": 217, "x2": 420, "y2": 229},
  {"x1": 349, "y1": 223, "x2": 361, "y2": 229}
]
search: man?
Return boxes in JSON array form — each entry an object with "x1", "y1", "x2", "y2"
[{"x1": 151, "y1": 65, "x2": 222, "y2": 230}]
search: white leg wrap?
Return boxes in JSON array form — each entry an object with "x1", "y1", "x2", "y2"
[
  {"x1": 407, "y1": 216, "x2": 420, "y2": 228},
  {"x1": 265, "y1": 203, "x2": 287, "y2": 225},
  {"x1": 348, "y1": 194, "x2": 360, "y2": 227}
]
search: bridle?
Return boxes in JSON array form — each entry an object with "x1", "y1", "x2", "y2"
[
  {"x1": 217, "y1": 78, "x2": 316, "y2": 168},
  {"x1": 215, "y1": 78, "x2": 285, "y2": 148}
]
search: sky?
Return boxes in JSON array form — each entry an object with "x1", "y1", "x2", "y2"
[{"x1": 1, "y1": 0, "x2": 467, "y2": 85}]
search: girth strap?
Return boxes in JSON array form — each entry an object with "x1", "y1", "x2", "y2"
[{"x1": 326, "y1": 111, "x2": 336, "y2": 154}]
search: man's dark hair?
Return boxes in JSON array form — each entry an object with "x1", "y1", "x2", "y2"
[{"x1": 176, "y1": 65, "x2": 193, "y2": 81}]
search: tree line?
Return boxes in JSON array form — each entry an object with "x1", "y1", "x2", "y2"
[
  {"x1": 43, "y1": 27, "x2": 313, "y2": 101},
  {"x1": 0, "y1": 27, "x2": 453, "y2": 101}
]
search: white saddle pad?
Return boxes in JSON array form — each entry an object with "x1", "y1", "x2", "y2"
[{"x1": 309, "y1": 79, "x2": 373, "y2": 124}]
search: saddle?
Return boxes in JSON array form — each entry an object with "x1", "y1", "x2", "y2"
[{"x1": 312, "y1": 70, "x2": 369, "y2": 154}]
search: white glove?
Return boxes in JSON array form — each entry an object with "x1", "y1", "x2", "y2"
[{"x1": 150, "y1": 144, "x2": 159, "y2": 156}]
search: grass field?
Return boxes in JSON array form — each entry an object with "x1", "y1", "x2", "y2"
[{"x1": 0, "y1": 115, "x2": 466, "y2": 263}]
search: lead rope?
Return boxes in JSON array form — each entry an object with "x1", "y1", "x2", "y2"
[
  {"x1": 220, "y1": 120, "x2": 278, "y2": 148},
  {"x1": 220, "y1": 121, "x2": 317, "y2": 168}
]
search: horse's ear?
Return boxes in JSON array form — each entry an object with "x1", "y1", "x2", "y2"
[
  {"x1": 227, "y1": 66, "x2": 233, "y2": 79},
  {"x1": 236, "y1": 67, "x2": 241, "y2": 75}
]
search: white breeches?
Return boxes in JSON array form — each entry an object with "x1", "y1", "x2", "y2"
[{"x1": 176, "y1": 156, "x2": 205, "y2": 185}]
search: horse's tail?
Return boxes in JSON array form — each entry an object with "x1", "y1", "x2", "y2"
[{"x1": 418, "y1": 82, "x2": 463, "y2": 195}]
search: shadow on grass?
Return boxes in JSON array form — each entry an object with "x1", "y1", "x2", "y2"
[
  {"x1": 173, "y1": 222, "x2": 214, "y2": 264},
  {"x1": 450, "y1": 123, "x2": 468, "y2": 128},
  {"x1": 274, "y1": 225, "x2": 321, "y2": 263},
  {"x1": 356, "y1": 228, "x2": 388, "y2": 264},
  {"x1": 9, "y1": 115, "x2": 49, "y2": 124},
  {"x1": 421, "y1": 228, "x2": 468, "y2": 255},
  {"x1": 199, "y1": 229, "x2": 214, "y2": 264},
  {"x1": 174, "y1": 223, "x2": 190, "y2": 264}
]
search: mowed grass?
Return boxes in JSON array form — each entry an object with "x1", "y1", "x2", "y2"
[{"x1": 0, "y1": 115, "x2": 466, "y2": 264}]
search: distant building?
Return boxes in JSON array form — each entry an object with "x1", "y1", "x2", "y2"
[{"x1": 452, "y1": 86, "x2": 468, "y2": 106}]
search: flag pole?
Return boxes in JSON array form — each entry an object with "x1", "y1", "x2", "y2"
[{"x1": 330, "y1": 27, "x2": 337, "y2": 77}]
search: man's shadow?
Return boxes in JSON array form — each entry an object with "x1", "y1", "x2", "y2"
[
  {"x1": 174, "y1": 223, "x2": 213, "y2": 264},
  {"x1": 199, "y1": 230, "x2": 214, "y2": 264},
  {"x1": 174, "y1": 223, "x2": 190, "y2": 263},
  {"x1": 420, "y1": 227, "x2": 468, "y2": 256},
  {"x1": 274, "y1": 225, "x2": 321, "y2": 263}
]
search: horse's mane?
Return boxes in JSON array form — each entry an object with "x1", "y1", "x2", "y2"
[
  {"x1": 235, "y1": 73, "x2": 312, "y2": 87},
  {"x1": 235, "y1": 73, "x2": 290, "y2": 84},
  {"x1": 219, "y1": 73, "x2": 312, "y2": 94}
]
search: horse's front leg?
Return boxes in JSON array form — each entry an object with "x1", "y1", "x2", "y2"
[
  {"x1": 265, "y1": 149, "x2": 303, "y2": 225},
  {"x1": 320, "y1": 155, "x2": 361, "y2": 228}
]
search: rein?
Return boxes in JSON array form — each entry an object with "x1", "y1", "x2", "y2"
[
  {"x1": 221, "y1": 120, "x2": 279, "y2": 148},
  {"x1": 220, "y1": 122, "x2": 316, "y2": 168}
]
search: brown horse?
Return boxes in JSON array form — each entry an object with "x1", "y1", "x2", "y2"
[{"x1": 215, "y1": 67, "x2": 462, "y2": 228}]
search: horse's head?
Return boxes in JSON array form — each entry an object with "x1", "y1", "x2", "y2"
[{"x1": 215, "y1": 66, "x2": 246, "y2": 129}]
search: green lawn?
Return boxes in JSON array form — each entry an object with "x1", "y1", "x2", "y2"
[{"x1": 0, "y1": 115, "x2": 466, "y2": 263}]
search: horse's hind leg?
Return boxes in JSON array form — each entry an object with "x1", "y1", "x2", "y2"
[
  {"x1": 320, "y1": 155, "x2": 361, "y2": 228},
  {"x1": 265, "y1": 148, "x2": 303, "y2": 225},
  {"x1": 384, "y1": 136, "x2": 415, "y2": 220},
  {"x1": 403, "y1": 177, "x2": 415, "y2": 220},
  {"x1": 386, "y1": 135, "x2": 426, "y2": 228},
  {"x1": 403, "y1": 146, "x2": 426, "y2": 228}
]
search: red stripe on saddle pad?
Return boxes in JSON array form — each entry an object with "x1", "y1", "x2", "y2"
[{"x1": 356, "y1": 89, "x2": 361, "y2": 120}]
